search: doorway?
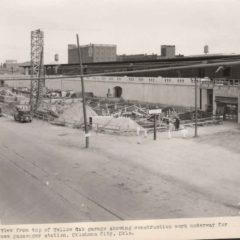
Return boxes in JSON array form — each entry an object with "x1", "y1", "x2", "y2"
[
  {"x1": 114, "y1": 86, "x2": 122, "y2": 98},
  {"x1": 216, "y1": 97, "x2": 238, "y2": 121}
]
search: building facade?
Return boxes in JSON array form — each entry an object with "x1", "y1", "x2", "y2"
[
  {"x1": 3, "y1": 60, "x2": 18, "y2": 71},
  {"x1": 161, "y1": 45, "x2": 176, "y2": 58},
  {"x1": 68, "y1": 44, "x2": 117, "y2": 64}
]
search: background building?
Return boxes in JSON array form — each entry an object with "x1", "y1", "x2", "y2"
[
  {"x1": 4, "y1": 60, "x2": 18, "y2": 71},
  {"x1": 0, "y1": 60, "x2": 24, "y2": 74},
  {"x1": 68, "y1": 44, "x2": 117, "y2": 64},
  {"x1": 161, "y1": 45, "x2": 176, "y2": 58}
]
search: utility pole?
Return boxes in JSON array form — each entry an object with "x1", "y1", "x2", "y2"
[
  {"x1": 194, "y1": 77, "x2": 198, "y2": 137},
  {"x1": 76, "y1": 34, "x2": 89, "y2": 148}
]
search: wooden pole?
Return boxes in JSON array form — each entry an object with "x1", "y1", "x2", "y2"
[
  {"x1": 195, "y1": 77, "x2": 198, "y2": 137},
  {"x1": 153, "y1": 114, "x2": 157, "y2": 140},
  {"x1": 76, "y1": 34, "x2": 89, "y2": 148}
]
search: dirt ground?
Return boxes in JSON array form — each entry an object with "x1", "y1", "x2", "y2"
[{"x1": 0, "y1": 115, "x2": 240, "y2": 224}]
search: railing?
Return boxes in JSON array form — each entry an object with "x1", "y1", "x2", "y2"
[
  {"x1": 85, "y1": 76, "x2": 196, "y2": 85},
  {"x1": 214, "y1": 78, "x2": 240, "y2": 86},
  {"x1": 181, "y1": 115, "x2": 223, "y2": 126}
]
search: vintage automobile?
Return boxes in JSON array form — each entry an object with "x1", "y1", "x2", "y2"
[{"x1": 14, "y1": 105, "x2": 32, "y2": 123}]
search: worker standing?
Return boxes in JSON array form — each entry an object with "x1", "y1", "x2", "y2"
[{"x1": 174, "y1": 117, "x2": 180, "y2": 131}]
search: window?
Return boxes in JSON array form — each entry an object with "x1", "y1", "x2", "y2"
[{"x1": 223, "y1": 67, "x2": 231, "y2": 77}]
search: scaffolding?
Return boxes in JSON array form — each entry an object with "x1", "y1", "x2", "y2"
[{"x1": 30, "y1": 29, "x2": 44, "y2": 112}]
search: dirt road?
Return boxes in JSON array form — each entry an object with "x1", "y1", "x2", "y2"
[{"x1": 0, "y1": 116, "x2": 240, "y2": 224}]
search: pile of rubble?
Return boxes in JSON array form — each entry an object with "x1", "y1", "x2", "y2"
[
  {"x1": 35, "y1": 98, "x2": 144, "y2": 134},
  {"x1": 87, "y1": 99, "x2": 177, "y2": 131},
  {"x1": 0, "y1": 88, "x2": 16, "y2": 103},
  {"x1": 87, "y1": 98, "x2": 222, "y2": 133},
  {"x1": 0, "y1": 88, "x2": 28, "y2": 104},
  {"x1": 35, "y1": 99, "x2": 83, "y2": 122},
  {"x1": 57, "y1": 101, "x2": 97, "y2": 126},
  {"x1": 33, "y1": 96, "x2": 222, "y2": 135}
]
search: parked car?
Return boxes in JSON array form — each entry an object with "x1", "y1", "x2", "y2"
[{"x1": 14, "y1": 105, "x2": 32, "y2": 123}]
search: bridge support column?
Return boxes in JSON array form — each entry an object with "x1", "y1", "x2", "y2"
[{"x1": 212, "y1": 87, "x2": 217, "y2": 115}]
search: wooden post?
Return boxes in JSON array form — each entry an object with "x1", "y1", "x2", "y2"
[{"x1": 153, "y1": 114, "x2": 157, "y2": 140}]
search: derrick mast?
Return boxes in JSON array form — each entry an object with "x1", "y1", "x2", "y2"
[{"x1": 30, "y1": 29, "x2": 44, "y2": 112}]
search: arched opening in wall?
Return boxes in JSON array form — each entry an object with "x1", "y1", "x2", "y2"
[{"x1": 114, "y1": 86, "x2": 122, "y2": 98}]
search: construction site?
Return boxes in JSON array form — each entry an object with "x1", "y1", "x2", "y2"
[{"x1": 0, "y1": 28, "x2": 240, "y2": 226}]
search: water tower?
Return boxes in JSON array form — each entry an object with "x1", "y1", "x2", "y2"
[
  {"x1": 204, "y1": 45, "x2": 209, "y2": 54},
  {"x1": 54, "y1": 54, "x2": 59, "y2": 63}
]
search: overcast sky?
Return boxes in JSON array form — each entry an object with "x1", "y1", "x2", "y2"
[{"x1": 1, "y1": 0, "x2": 240, "y2": 64}]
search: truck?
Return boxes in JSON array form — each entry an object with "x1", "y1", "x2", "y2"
[{"x1": 14, "y1": 105, "x2": 32, "y2": 123}]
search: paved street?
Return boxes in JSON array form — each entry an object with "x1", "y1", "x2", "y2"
[{"x1": 0, "y1": 116, "x2": 240, "y2": 224}]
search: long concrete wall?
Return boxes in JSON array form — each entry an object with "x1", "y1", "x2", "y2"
[
  {"x1": 49, "y1": 76, "x2": 206, "y2": 108},
  {"x1": 0, "y1": 75, "x2": 31, "y2": 88},
  {"x1": 1, "y1": 75, "x2": 208, "y2": 109},
  {"x1": 85, "y1": 77, "x2": 198, "y2": 108}
]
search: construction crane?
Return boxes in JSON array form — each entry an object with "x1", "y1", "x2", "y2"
[{"x1": 29, "y1": 29, "x2": 45, "y2": 112}]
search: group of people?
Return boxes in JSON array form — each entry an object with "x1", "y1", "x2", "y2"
[
  {"x1": 167, "y1": 117, "x2": 186, "y2": 138},
  {"x1": 167, "y1": 117, "x2": 180, "y2": 131}
]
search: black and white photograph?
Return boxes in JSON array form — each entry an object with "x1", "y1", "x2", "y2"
[{"x1": 0, "y1": 0, "x2": 240, "y2": 239}]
